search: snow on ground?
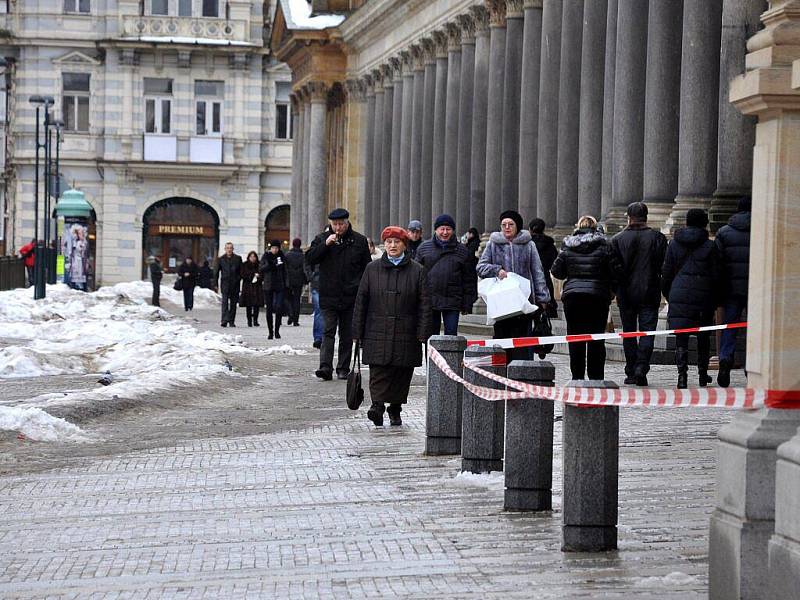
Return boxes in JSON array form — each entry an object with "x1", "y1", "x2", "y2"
[
  {"x1": 0, "y1": 283, "x2": 246, "y2": 441},
  {"x1": 262, "y1": 345, "x2": 307, "y2": 356},
  {"x1": 450, "y1": 470, "x2": 505, "y2": 490},
  {"x1": 103, "y1": 280, "x2": 221, "y2": 310}
]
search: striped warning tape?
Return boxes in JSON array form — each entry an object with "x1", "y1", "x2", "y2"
[{"x1": 465, "y1": 322, "x2": 748, "y2": 349}]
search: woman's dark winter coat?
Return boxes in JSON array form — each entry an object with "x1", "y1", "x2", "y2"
[
  {"x1": 661, "y1": 226, "x2": 722, "y2": 328},
  {"x1": 284, "y1": 248, "x2": 308, "y2": 289},
  {"x1": 177, "y1": 261, "x2": 198, "y2": 286},
  {"x1": 239, "y1": 260, "x2": 265, "y2": 307},
  {"x1": 465, "y1": 236, "x2": 480, "y2": 257},
  {"x1": 611, "y1": 223, "x2": 668, "y2": 309},
  {"x1": 416, "y1": 237, "x2": 478, "y2": 313},
  {"x1": 551, "y1": 229, "x2": 623, "y2": 302},
  {"x1": 352, "y1": 253, "x2": 432, "y2": 368},
  {"x1": 259, "y1": 251, "x2": 289, "y2": 292},
  {"x1": 714, "y1": 211, "x2": 751, "y2": 299},
  {"x1": 305, "y1": 224, "x2": 372, "y2": 310},
  {"x1": 531, "y1": 232, "x2": 558, "y2": 307},
  {"x1": 197, "y1": 264, "x2": 213, "y2": 289}
]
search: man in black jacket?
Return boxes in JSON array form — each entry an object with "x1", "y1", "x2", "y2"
[
  {"x1": 715, "y1": 197, "x2": 751, "y2": 387},
  {"x1": 284, "y1": 238, "x2": 308, "y2": 326},
  {"x1": 149, "y1": 256, "x2": 163, "y2": 307},
  {"x1": 213, "y1": 242, "x2": 243, "y2": 327},
  {"x1": 611, "y1": 202, "x2": 667, "y2": 386},
  {"x1": 305, "y1": 208, "x2": 372, "y2": 381},
  {"x1": 529, "y1": 218, "x2": 559, "y2": 318},
  {"x1": 406, "y1": 220, "x2": 423, "y2": 260}
]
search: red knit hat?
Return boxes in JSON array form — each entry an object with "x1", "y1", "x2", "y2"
[{"x1": 381, "y1": 226, "x2": 409, "y2": 242}]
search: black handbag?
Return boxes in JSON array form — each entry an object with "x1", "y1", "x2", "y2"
[
  {"x1": 173, "y1": 277, "x2": 183, "y2": 291},
  {"x1": 532, "y1": 312, "x2": 554, "y2": 359},
  {"x1": 346, "y1": 342, "x2": 364, "y2": 410}
]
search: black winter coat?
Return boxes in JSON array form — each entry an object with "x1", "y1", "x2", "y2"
[
  {"x1": 213, "y1": 254, "x2": 242, "y2": 294},
  {"x1": 611, "y1": 223, "x2": 668, "y2": 309},
  {"x1": 352, "y1": 254, "x2": 431, "y2": 367},
  {"x1": 408, "y1": 238, "x2": 422, "y2": 261},
  {"x1": 416, "y1": 237, "x2": 478, "y2": 312},
  {"x1": 715, "y1": 211, "x2": 750, "y2": 300},
  {"x1": 260, "y1": 251, "x2": 288, "y2": 292},
  {"x1": 551, "y1": 229, "x2": 622, "y2": 302},
  {"x1": 662, "y1": 226, "x2": 722, "y2": 328},
  {"x1": 284, "y1": 248, "x2": 308, "y2": 289},
  {"x1": 197, "y1": 265, "x2": 212, "y2": 289},
  {"x1": 177, "y1": 262, "x2": 198, "y2": 287},
  {"x1": 149, "y1": 261, "x2": 163, "y2": 283},
  {"x1": 305, "y1": 224, "x2": 372, "y2": 310},
  {"x1": 531, "y1": 233, "x2": 558, "y2": 307},
  {"x1": 239, "y1": 260, "x2": 265, "y2": 307}
]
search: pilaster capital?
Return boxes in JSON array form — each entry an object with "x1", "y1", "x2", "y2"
[
  {"x1": 470, "y1": 5, "x2": 490, "y2": 37},
  {"x1": 362, "y1": 73, "x2": 376, "y2": 97},
  {"x1": 420, "y1": 37, "x2": 437, "y2": 65},
  {"x1": 410, "y1": 43, "x2": 426, "y2": 71},
  {"x1": 380, "y1": 63, "x2": 395, "y2": 88},
  {"x1": 371, "y1": 68, "x2": 384, "y2": 92},
  {"x1": 523, "y1": 0, "x2": 543, "y2": 9},
  {"x1": 506, "y1": 0, "x2": 525, "y2": 18},
  {"x1": 456, "y1": 13, "x2": 477, "y2": 44},
  {"x1": 306, "y1": 81, "x2": 329, "y2": 103},
  {"x1": 289, "y1": 93, "x2": 300, "y2": 113},
  {"x1": 432, "y1": 29, "x2": 449, "y2": 59},
  {"x1": 345, "y1": 78, "x2": 367, "y2": 102},
  {"x1": 486, "y1": 0, "x2": 507, "y2": 28},
  {"x1": 295, "y1": 86, "x2": 308, "y2": 103},
  {"x1": 445, "y1": 21, "x2": 463, "y2": 52},
  {"x1": 399, "y1": 50, "x2": 414, "y2": 76},
  {"x1": 388, "y1": 56, "x2": 403, "y2": 82}
]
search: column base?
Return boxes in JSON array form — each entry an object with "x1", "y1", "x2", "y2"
[
  {"x1": 551, "y1": 225, "x2": 574, "y2": 244},
  {"x1": 461, "y1": 458, "x2": 503, "y2": 474},
  {"x1": 562, "y1": 526, "x2": 617, "y2": 552},
  {"x1": 768, "y1": 430, "x2": 800, "y2": 599},
  {"x1": 768, "y1": 535, "x2": 800, "y2": 600},
  {"x1": 600, "y1": 206, "x2": 628, "y2": 236},
  {"x1": 504, "y1": 488, "x2": 551, "y2": 512},
  {"x1": 663, "y1": 194, "x2": 714, "y2": 235},
  {"x1": 425, "y1": 437, "x2": 461, "y2": 456},
  {"x1": 639, "y1": 201, "x2": 675, "y2": 233},
  {"x1": 709, "y1": 192, "x2": 745, "y2": 234}
]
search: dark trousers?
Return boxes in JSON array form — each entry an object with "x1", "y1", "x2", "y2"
[
  {"x1": 675, "y1": 332, "x2": 711, "y2": 373},
  {"x1": 288, "y1": 286, "x2": 303, "y2": 324},
  {"x1": 245, "y1": 305, "x2": 260, "y2": 324},
  {"x1": 182, "y1": 285, "x2": 194, "y2": 310},
  {"x1": 221, "y1": 290, "x2": 239, "y2": 324},
  {"x1": 719, "y1": 297, "x2": 747, "y2": 364},
  {"x1": 432, "y1": 310, "x2": 460, "y2": 336},
  {"x1": 26, "y1": 265, "x2": 34, "y2": 287},
  {"x1": 151, "y1": 280, "x2": 161, "y2": 307},
  {"x1": 493, "y1": 314, "x2": 533, "y2": 363},
  {"x1": 563, "y1": 294, "x2": 610, "y2": 380},
  {"x1": 619, "y1": 304, "x2": 659, "y2": 377},
  {"x1": 265, "y1": 289, "x2": 285, "y2": 330},
  {"x1": 320, "y1": 305, "x2": 354, "y2": 375}
]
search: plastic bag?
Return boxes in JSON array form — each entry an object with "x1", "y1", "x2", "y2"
[{"x1": 478, "y1": 272, "x2": 538, "y2": 325}]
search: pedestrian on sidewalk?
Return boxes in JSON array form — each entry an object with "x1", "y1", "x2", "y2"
[
  {"x1": 661, "y1": 209, "x2": 722, "y2": 389},
  {"x1": 305, "y1": 208, "x2": 371, "y2": 381},
  {"x1": 714, "y1": 197, "x2": 751, "y2": 387},
  {"x1": 551, "y1": 215, "x2": 623, "y2": 381},
  {"x1": 149, "y1": 256, "x2": 163, "y2": 307},
  {"x1": 367, "y1": 237, "x2": 383, "y2": 261},
  {"x1": 239, "y1": 251, "x2": 264, "y2": 327},
  {"x1": 197, "y1": 260, "x2": 213, "y2": 289},
  {"x1": 177, "y1": 256, "x2": 198, "y2": 312},
  {"x1": 611, "y1": 202, "x2": 667, "y2": 386},
  {"x1": 416, "y1": 213, "x2": 477, "y2": 336},
  {"x1": 284, "y1": 238, "x2": 307, "y2": 327},
  {"x1": 465, "y1": 227, "x2": 481, "y2": 258},
  {"x1": 213, "y1": 242, "x2": 242, "y2": 327},
  {"x1": 477, "y1": 209, "x2": 551, "y2": 362},
  {"x1": 406, "y1": 220, "x2": 423, "y2": 260},
  {"x1": 18, "y1": 238, "x2": 36, "y2": 287},
  {"x1": 304, "y1": 261, "x2": 323, "y2": 349},
  {"x1": 528, "y1": 218, "x2": 559, "y2": 319},
  {"x1": 353, "y1": 226, "x2": 431, "y2": 427},
  {"x1": 260, "y1": 240, "x2": 289, "y2": 340}
]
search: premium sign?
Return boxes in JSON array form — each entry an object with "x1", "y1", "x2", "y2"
[{"x1": 148, "y1": 224, "x2": 213, "y2": 237}]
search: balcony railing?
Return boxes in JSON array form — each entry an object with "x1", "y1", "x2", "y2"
[{"x1": 121, "y1": 15, "x2": 249, "y2": 44}]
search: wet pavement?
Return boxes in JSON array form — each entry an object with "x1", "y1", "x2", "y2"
[{"x1": 0, "y1": 299, "x2": 747, "y2": 598}]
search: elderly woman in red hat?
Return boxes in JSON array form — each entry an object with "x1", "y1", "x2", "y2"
[{"x1": 353, "y1": 226, "x2": 432, "y2": 427}]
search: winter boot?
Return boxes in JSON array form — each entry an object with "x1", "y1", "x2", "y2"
[
  {"x1": 387, "y1": 404, "x2": 402, "y2": 427},
  {"x1": 698, "y1": 369, "x2": 712, "y2": 387},
  {"x1": 247, "y1": 313, "x2": 253, "y2": 327},
  {"x1": 676, "y1": 347, "x2": 689, "y2": 390},
  {"x1": 275, "y1": 316, "x2": 282, "y2": 340},
  {"x1": 367, "y1": 402, "x2": 384, "y2": 427},
  {"x1": 717, "y1": 359, "x2": 732, "y2": 388},
  {"x1": 267, "y1": 314, "x2": 274, "y2": 340}
]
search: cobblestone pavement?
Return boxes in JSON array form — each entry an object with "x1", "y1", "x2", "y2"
[{"x1": 0, "y1": 301, "x2": 747, "y2": 599}]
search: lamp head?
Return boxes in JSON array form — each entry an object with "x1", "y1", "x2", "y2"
[{"x1": 29, "y1": 95, "x2": 45, "y2": 105}]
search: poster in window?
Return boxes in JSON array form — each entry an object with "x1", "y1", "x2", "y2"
[{"x1": 61, "y1": 220, "x2": 90, "y2": 290}]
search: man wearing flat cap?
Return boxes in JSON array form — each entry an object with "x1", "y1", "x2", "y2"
[{"x1": 305, "y1": 208, "x2": 372, "y2": 381}]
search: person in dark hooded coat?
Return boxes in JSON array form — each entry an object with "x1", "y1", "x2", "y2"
[
  {"x1": 260, "y1": 240, "x2": 289, "y2": 340},
  {"x1": 551, "y1": 215, "x2": 623, "y2": 381},
  {"x1": 528, "y1": 218, "x2": 559, "y2": 318},
  {"x1": 661, "y1": 209, "x2": 722, "y2": 389},
  {"x1": 714, "y1": 197, "x2": 751, "y2": 387},
  {"x1": 239, "y1": 251, "x2": 264, "y2": 327}
]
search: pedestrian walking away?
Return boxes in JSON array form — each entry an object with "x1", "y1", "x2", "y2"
[
  {"x1": 197, "y1": 260, "x2": 213, "y2": 289},
  {"x1": 551, "y1": 215, "x2": 623, "y2": 381},
  {"x1": 367, "y1": 237, "x2": 383, "y2": 261},
  {"x1": 260, "y1": 240, "x2": 289, "y2": 340},
  {"x1": 477, "y1": 209, "x2": 551, "y2": 363},
  {"x1": 284, "y1": 238, "x2": 308, "y2": 327},
  {"x1": 177, "y1": 256, "x2": 198, "y2": 311},
  {"x1": 239, "y1": 251, "x2": 264, "y2": 327},
  {"x1": 464, "y1": 227, "x2": 481, "y2": 258},
  {"x1": 611, "y1": 202, "x2": 668, "y2": 386},
  {"x1": 714, "y1": 196, "x2": 751, "y2": 388},
  {"x1": 528, "y1": 219, "x2": 559, "y2": 319},
  {"x1": 304, "y1": 260, "x2": 323, "y2": 349},
  {"x1": 353, "y1": 226, "x2": 431, "y2": 427},
  {"x1": 406, "y1": 220, "x2": 423, "y2": 260},
  {"x1": 416, "y1": 213, "x2": 477, "y2": 336},
  {"x1": 19, "y1": 238, "x2": 36, "y2": 287},
  {"x1": 305, "y1": 208, "x2": 372, "y2": 381},
  {"x1": 213, "y1": 242, "x2": 243, "y2": 327},
  {"x1": 149, "y1": 256, "x2": 163, "y2": 307},
  {"x1": 661, "y1": 209, "x2": 722, "y2": 389}
]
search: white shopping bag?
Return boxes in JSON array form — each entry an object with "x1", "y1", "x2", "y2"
[{"x1": 478, "y1": 272, "x2": 539, "y2": 325}]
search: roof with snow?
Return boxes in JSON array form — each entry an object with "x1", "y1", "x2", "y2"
[{"x1": 280, "y1": 0, "x2": 346, "y2": 31}]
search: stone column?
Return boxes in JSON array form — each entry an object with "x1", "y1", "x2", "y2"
[
  {"x1": 708, "y1": 4, "x2": 800, "y2": 598},
  {"x1": 710, "y1": 0, "x2": 766, "y2": 231},
  {"x1": 501, "y1": 0, "x2": 524, "y2": 210},
  {"x1": 608, "y1": 0, "x2": 649, "y2": 233},
  {"x1": 409, "y1": 44, "x2": 426, "y2": 226},
  {"x1": 518, "y1": 0, "x2": 544, "y2": 223},
  {"x1": 456, "y1": 13, "x2": 477, "y2": 235},
  {"x1": 389, "y1": 58, "x2": 404, "y2": 228},
  {"x1": 420, "y1": 38, "x2": 437, "y2": 231},
  {"x1": 576, "y1": 0, "x2": 607, "y2": 220},
  {"x1": 536, "y1": 0, "x2": 563, "y2": 227},
  {"x1": 302, "y1": 91, "x2": 313, "y2": 242},
  {"x1": 380, "y1": 64, "x2": 395, "y2": 232},
  {"x1": 289, "y1": 93, "x2": 302, "y2": 240},
  {"x1": 470, "y1": 6, "x2": 491, "y2": 233},
  {"x1": 600, "y1": 0, "x2": 618, "y2": 218},
  {"x1": 555, "y1": 0, "x2": 584, "y2": 233},
  {"x1": 665, "y1": 0, "x2": 723, "y2": 231},
  {"x1": 398, "y1": 52, "x2": 415, "y2": 229},
  {"x1": 363, "y1": 77, "x2": 377, "y2": 240},
  {"x1": 307, "y1": 82, "x2": 329, "y2": 242},
  {"x1": 431, "y1": 30, "x2": 449, "y2": 225},
  {"x1": 641, "y1": 0, "x2": 683, "y2": 230},
  {"x1": 346, "y1": 79, "x2": 369, "y2": 232},
  {"x1": 484, "y1": 0, "x2": 507, "y2": 232},
  {"x1": 371, "y1": 71, "x2": 385, "y2": 241},
  {"x1": 443, "y1": 23, "x2": 462, "y2": 220}
]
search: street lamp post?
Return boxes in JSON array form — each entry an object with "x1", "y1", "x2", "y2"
[
  {"x1": 48, "y1": 119, "x2": 63, "y2": 285},
  {"x1": 29, "y1": 94, "x2": 53, "y2": 300}
]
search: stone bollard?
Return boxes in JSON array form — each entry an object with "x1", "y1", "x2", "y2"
[
  {"x1": 461, "y1": 345, "x2": 507, "y2": 473},
  {"x1": 504, "y1": 360, "x2": 556, "y2": 511},
  {"x1": 425, "y1": 335, "x2": 467, "y2": 455},
  {"x1": 561, "y1": 379, "x2": 620, "y2": 552}
]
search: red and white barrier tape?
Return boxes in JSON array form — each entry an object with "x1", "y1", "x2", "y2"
[{"x1": 466, "y1": 322, "x2": 748, "y2": 349}]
